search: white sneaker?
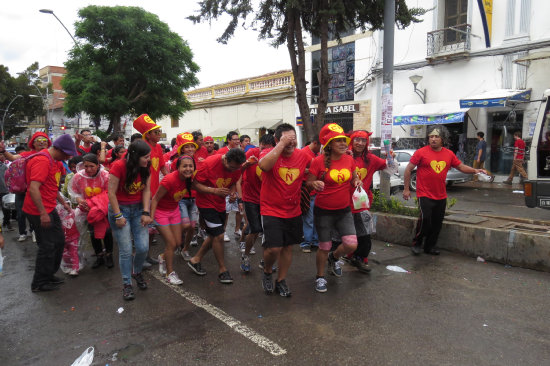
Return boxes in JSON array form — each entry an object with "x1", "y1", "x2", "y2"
[
  {"x1": 69, "y1": 269, "x2": 79, "y2": 276},
  {"x1": 17, "y1": 234, "x2": 27, "y2": 242},
  {"x1": 234, "y1": 229, "x2": 242, "y2": 238},
  {"x1": 158, "y1": 254, "x2": 166, "y2": 275},
  {"x1": 239, "y1": 242, "x2": 246, "y2": 253},
  {"x1": 181, "y1": 250, "x2": 191, "y2": 261},
  {"x1": 31, "y1": 231, "x2": 36, "y2": 243},
  {"x1": 224, "y1": 233, "x2": 230, "y2": 242},
  {"x1": 190, "y1": 236, "x2": 198, "y2": 247},
  {"x1": 250, "y1": 246, "x2": 256, "y2": 255},
  {"x1": 165, "y1": 271, "x2": 183, "y2": 285}
]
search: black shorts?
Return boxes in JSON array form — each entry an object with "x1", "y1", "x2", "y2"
[
  {"x1": 198, "y1": 208, "x2": 226, "y2": 237},
  {"x1": 261, "y1": 215, "x2": 303, "y2": 248},
  {"x1": 244, "y1": 201, "x2": 262, "y2": 234}
]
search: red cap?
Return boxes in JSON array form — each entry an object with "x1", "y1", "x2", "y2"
[
  {"x1": 133, "y1": 114, "x2": 160, "y2": 138},
  {"x1": 28, "y1": 132, "x2": 52, "y2": 150},
  {"x1": 319, "y1": 123, "x2": 350, "y2": 148},
  {"x1": 203, "y1": 136, "x2": 214, "y2": 142},
  {"x1": 176, "y1": 132, "x2": 198, "y2": 155}
]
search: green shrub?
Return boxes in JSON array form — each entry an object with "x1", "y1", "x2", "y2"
[{"x1": 371, "y1": 191, "x2": 457, "y2": 217}]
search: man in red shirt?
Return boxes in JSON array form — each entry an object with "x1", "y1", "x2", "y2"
[
  {"x1": 217, "y1": 131, "x2": 240, "y2": 155},
  {"x1": 504, "y1": 131, "x2": 528, "y2": 184},
  {"x1": 259, "y1": 123, "x2": 311, "y2": 297},
  {"x1": 403, "y1": 125, "x2": 485, "y2": 255},
  {"x1": 188, "y1": 149, "x2": 246, "y2": 284},
  {"x1": 25, "y1": 134, "x2": 76, "y2": 292},
  {"x1": 74, "y1": 129, "x2": 94, "y2": 155}
]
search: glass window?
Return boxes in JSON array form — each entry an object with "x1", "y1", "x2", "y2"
[
  {"x1": 171, "y1": 118, "x2": 179, "y2": 128},
  {"x1": 311, "y1": 42, "x2": 355, "y2": 104}
]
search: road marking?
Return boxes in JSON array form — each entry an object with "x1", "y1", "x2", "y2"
[{"x1": 150, "y1": 271, "x2": 287, "y2": 356}]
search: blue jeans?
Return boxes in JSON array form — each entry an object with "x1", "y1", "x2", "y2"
[
  {"x1": 108, "y1": 203, "x2": 149, "y2": 285},
  {"x1": 15, "y1": 193, "x2": 28, "y2": 236},
  {"x1": 300, "y1": 195, "x2": 319, "y2": 248}
]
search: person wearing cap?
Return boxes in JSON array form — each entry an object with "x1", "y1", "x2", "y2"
[
  {"x1": 203, "y1": 136, "x2": 216, "y2": 156},
  {"x1": 403, "y1": 125, "x2": 486, "y2": 256},
  {"x1": 258, "y1": 123, "x2": 311, "y2": 297},
  {"x1": 341, "y1": 130, "x2": 395, "y2": 273},
  {"x1": 187, "y1": 148, "x2": 245, "y2": 284},
  {"x1": 151, "y1": 155, "x2": 197, "y2": 285},
  {"x1": 1, "y1": 132, "x2": 52, "y2": 242},
  {"x1": 306, "y1": 123, "x2": 361, "y2": 293},
  {"x1": 24, "y1": 134, "x2": 75, "y2": 292}
]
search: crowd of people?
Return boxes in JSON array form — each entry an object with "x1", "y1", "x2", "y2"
[{"x1": 0, "y1": 114, "x2": 486, "y2": 300}]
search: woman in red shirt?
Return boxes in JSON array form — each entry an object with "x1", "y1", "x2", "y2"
[
  {"x1": 108, "y1": 140, "x2": 153, "y2": 301},
  {"x1": 307, "y1": 123, "x2": 361, "y2": 293},
  {"x1": 151, "y1": 155, "x2": 196, "y2": 285}
]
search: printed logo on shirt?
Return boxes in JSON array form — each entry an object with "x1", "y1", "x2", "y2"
[
  {"x1": 216, "y1": 178, "x2": 232, "y2": 188},
  {"x1": 355, "y1": 167, "x2": 368, "y2": 181},
  {"x1": 55, "y1": 171, "x2": 61, "y2": 186},
  {"x1": 329, "y1": 169, "x2": 351, "y2": 184},
  {"x1": 278, "y1": 167, "x2": 300, "y2": 185},
  {"x1": 85, "y1": 186, "x2": 102, "y2": 197},
  {"x1": 127, "y1": 181, "x2": 144, "y2": 194},
  {"x1": 173, "y1": 189, "x2": 188, "y2": 201},
  {"x1": 151, "y1": 157, "x2": 159, "y2": 171},
  {"x1": 255, "y1": 166, "x2": 263, "y2": 181},
  {"x1": 430, "y1": 160, "x2": 447, "y2": 174}
]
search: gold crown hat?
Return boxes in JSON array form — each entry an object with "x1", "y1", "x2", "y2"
[
  {"x1": 176, "y1": 132, "x2": 199, "y2": 155},
  {"x1": 133, "y1": 114, "x2": 161, "y2": 138},
  {"x1": 319, "y1": 123, "x2": 350, "y2": 149}
]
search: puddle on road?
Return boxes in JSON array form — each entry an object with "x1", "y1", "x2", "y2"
[{"x1": 115, "y1": 343, "x2": 145, "y2": 361}]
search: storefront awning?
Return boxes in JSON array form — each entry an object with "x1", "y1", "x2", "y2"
[
  {"x1": 239, "y1": 119, "x2": 283, "y2": 130},
  {"x1": 393, "y1": 102, "x2": 469, "y2": 126},
  {"x1": 459, "y1": 89, "x2": 531, "y2": 108}
]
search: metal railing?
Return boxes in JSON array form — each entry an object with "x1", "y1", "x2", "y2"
[
  {"x1": 186, "y1": 71, "x2": 294, "y2": 103},
  {"x1": 427, "y1": 24, "x2": 471, "y2": 58}
]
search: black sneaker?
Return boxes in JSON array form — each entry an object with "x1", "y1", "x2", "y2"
[
  {"x1": 31, "y1": 283, "x2": 60, "y2": 292},
  {"x1": 91, "y1": 255, "x2": 104, "y2": 269},
  {"x1": 188, "y1": 261, "x2": 207, "y2": 276},
  {"x1": 351, "y1": 257, "x2": 371, "y2": 273},
  {"x1": 258, "y1": 259, "x2": 277, "y2": 272},
  {"x1": 327, "y1": 252, "x2": 342, "y2": 277},
  {"x1": 218, "y1": 271, "x2": 233, "y2": 284},
  {"x1": 104, "y1": 253, "x2": 114, "y2": 268},
  {"x1": 275, "y1": 279, "x2": 291, "y2": 297},
  {"x1": 411, "y1": 246, "x2": 423, "y2": 255},
  {"x1": 262, "y1": 272, "x2": 274, "y2": 294},
  {"x1": 132, "y1": 272, "x2": 147, "y2": 290},
  {"x1": 146, "y1": 256, "x2": 159, "y2": 265},
  {"x1": 49, "y1": 275, "x2": 65, "y2": 284},
  {"x1": 123, "y1": 284, "x2": 135, "y2": 301}
]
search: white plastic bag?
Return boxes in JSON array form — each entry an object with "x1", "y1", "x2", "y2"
[
  {"x1": 0, "y1": 248, "x2": 4, "y2": 275},
  {"x1": 70, "y1": 347, "x2": 94, "y2": 366},
  {"x1": 352, "y1": 187, "x2": 369, "y2": 210}
]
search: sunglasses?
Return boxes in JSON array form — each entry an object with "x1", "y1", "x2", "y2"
[{"x1": 35, "y1": 138, "x2": 49, "y2": 142}]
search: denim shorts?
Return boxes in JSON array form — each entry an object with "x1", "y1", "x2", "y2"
[{"x1": 179, "y1": 198, "x2": 198, "y2": 224}]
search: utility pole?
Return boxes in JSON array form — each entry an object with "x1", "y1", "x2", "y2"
[{"x1": 380, "y1": 0, "x2": 395, "y2": 200}]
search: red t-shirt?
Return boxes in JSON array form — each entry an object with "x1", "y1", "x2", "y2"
[
  {"x1": 195, "y1": 155, "x2": 242, "y2": 212},
  {"x1": 242, "y1": 147, "x2": 262, "y2": 204},
  {"x1": 147, "y1": 141, "x2": 165, "y2": 196},
  {"x1": 259, "y1": 148, "x2": 310, "y2": 218},
  {"x1": 410, "y1": 146, "x2": 461, "y2": 200},
  {"x1": 216, "y1": 146, "x2": 230, "y2": 155},
  {"x1": 301, "y1": 145, "x2": 318, "y2": 195},
  {"x1": 351, "y1": 153, "x2": 387, "y2": 213},
  {"x1": 77, "y1": 144, "x2": 92, "y2": 156},
  {"x1": 23, "y1": 152, "x2": 65, "y2": 215},
  {"x1": 109, "y1": 159, "x2": 145, "y2": 204},
  {"x1": 157, "y1": 171, "x2": 191, "y2": 211},
  {"x1": 310, "y1": 154, "x2": 356, "y2": 210},
  {"x1": 514, "y1": 139, "x2": 526, "y2": 160},
  {"x1": 195, "y1": 146, "x2": 209, "y2": 162},
  {"x1": 20, "y1": 150, "x2": 37, "y2": 158}
]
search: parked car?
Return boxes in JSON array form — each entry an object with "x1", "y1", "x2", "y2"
[
  {"x1": 372, "y1": 171, "x2": 402, "y2": 195},
  {"x1": 394, "y1": 149, "x2": 472, "y2": 191}
]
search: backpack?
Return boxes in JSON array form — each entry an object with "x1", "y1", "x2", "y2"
[{"x1": 5, "y1": 151, "x2": 55, "y2": 194}]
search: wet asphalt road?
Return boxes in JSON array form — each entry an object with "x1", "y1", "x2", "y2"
[{"x1": 1, "y1": 215, "x2": 549, "y2": 366}]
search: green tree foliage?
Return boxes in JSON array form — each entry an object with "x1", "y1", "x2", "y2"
[
  {"x1": 62, "y1": 6, "x2": 200, "y2": 134},
  {"x1": 189, "y1": 0, "x2": 426, "y2": 143},
  {"x1": 0, "y1": 63, "x2": 47, "y2": 139}
]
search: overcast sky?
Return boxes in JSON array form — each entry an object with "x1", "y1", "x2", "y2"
[{"x1": 0, "y1": 0, "x2": 291, "y2": 89}]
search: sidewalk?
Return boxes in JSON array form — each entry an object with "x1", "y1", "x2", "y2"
[{"x1": 460, "y1": 174, "x2": 525, "y2": 190}]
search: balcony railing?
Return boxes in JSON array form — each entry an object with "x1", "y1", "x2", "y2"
[
  {"x1": 427, "y1": 24, "x2": 471, "y2": 59},
  {"x1": 186, "y1": 71, "x2": 294, "y2": 103}
]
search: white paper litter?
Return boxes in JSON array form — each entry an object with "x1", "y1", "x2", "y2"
[
  {"x1": 117, "y1": 307, "x2": 124, "y2": 314},
  {"x1": 477, "y1": 256, "x2": 485, "y2": 262},
  {"x1": 386, "y1": 265, "x2": 409, "y2": 273},
  {"x1": 512, "y1": 190, "x2": 524, "y2": 194}
]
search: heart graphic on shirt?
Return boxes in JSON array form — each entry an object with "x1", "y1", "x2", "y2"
[
  {"x1": 329, "y1": 169, "x2": 351, "y2": 184},
  {"x1": 173, "y1": 189, "x2": 188, "y2": 201},
  {"x1": 85, "y1": 186, "x2": 102, "y2": 197},
  {"x1": 256, "y1": 166, "x2": 263, "y2": 181},
  {"x1": 278, "y1": 167, "x2": 300, "y2": 185},
  {"x1": 430, "y1": 160, "x2": 447, "y2": 174},
  {"x1": 216, "y1": 178, "x2": 232, "y2": 188},
  {"x1": 151, "y1": 157, "x2": 159, "y2": 171},
  {"x1": 127, "y1": 182, "x2": 143, "y2": 194},
  {"x1": 55, "y1": 172, "x2": 61, "y2": 185},
  {"x1": 355, "y1": 167, "x2": 368, "y2": 181}
]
